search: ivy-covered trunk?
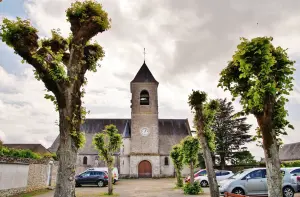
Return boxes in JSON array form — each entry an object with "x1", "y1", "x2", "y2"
[
  {"x1": 198, "y1": 129, "x2": 219, "y2": 197},
  {"x1": 108, "y1": 165, "x2": 113, "y2": 195},
  {"x1": 54, "y1": 109, "x2": 78, "y2": 197},
  {"x1": 175, "y1": 168, "x2": 183, "y2": 187},
  {"x1": 54, "y1": 86, "x2": 82, "y2": 197},
  {"x1": 256, "y1": 103, "x2": 282, "y2": 197},
  {"x1": 190, "y1": 162, "x2": 194, "y2": 184}
]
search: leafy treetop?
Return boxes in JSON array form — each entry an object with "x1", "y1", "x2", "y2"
[
  {"x1": 188, "y1": 90, "x2": 220, "y2": 151},
  {"x1": 93, "y1": 124, "x2": 122, "y2": 167},
  {"x1": 170, "y1": 144, "x2": 184, "y2": 171},
  {"x1": 181, "y1": 136, "x2": 200, "y2": 166},
  {"x1": 0, "y1": 0, "x2": 111, "y2": 148},
  {"x1": 218, "y1": 37, "x2": 295, "y2": 139}
]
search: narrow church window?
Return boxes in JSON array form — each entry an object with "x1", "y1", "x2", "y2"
[
  {"x1": 164, "y1": 157, "x2": 169, "y2": 166},
  {"x1": 140, "y1": 90, "x2": 149, "y2": 105},
  {"x1": 83, "y1": 156, "x2": 88, "y2": 165}
]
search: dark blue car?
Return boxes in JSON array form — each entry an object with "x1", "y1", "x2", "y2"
[{"x1": 75, "y1": 170, "x2": 108, "y2": 187}]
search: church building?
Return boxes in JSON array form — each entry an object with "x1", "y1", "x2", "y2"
[{"x1": 49, "y1": 61, "x2": 191, "y2": 178}]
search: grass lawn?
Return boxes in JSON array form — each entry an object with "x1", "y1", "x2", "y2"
[{"x1": 11, "y1": 189, "x2": 50, "y2": 197}]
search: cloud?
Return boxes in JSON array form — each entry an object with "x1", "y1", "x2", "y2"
[{"x1": 0, "y1": 0, "x2": 300, "y2": 159}]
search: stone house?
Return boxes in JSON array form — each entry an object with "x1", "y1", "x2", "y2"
[{"x1": 49, "y1": 61, "x2": 191, "y2": 178}]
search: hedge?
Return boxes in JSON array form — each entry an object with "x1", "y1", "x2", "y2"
[{"x1": 0, "y1": 145, "x2": 57, "y2": 160}]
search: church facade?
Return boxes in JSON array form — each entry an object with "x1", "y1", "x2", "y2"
[{"x1": 49, "y1": 61, "x2": 191, "y2": 178}]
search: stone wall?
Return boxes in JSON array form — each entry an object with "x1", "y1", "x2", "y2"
[
  {"x1": 0, "y1": 157, "x2": 58, "y2": 197},
  {"x1": 160, "y1": 156, "x2": 174, "y2": 177}
]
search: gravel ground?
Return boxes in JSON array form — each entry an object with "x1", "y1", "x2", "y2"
[
  {"x1": 36, "y1": 178, "x2": 210, "y2": 197},
  {"x1": 34, "y1": 178, "x2": 300, "y2": 197}
]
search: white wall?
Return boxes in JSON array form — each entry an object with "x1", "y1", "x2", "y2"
[
  {"x1": 160, "y1": 156, "x2": 174, "y2": 177},
  {"x1": 120, "y1": 156, "x2": 130, "y2": 175},
  {"x1": 0, "y1": 163, "x2": 29, "y2": 190},
  {"x1": 122, "y1": 138, "x2": 131, "y2": 155}
]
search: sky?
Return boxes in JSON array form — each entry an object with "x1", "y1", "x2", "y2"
[{"x1": 0, "y1": 0, "x2": 300, "y2": 160}]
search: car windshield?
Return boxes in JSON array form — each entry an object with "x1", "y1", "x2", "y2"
[{"x1": 229, "y1": 170, "x2": 249, "y2": 179}]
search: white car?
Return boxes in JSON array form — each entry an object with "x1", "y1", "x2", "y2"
[
  {"x1": 195, "y1": 170, "x2": 234, "y2": 187},
  {"x1": 282, "y1": 167, "x2": 300, "y2": 188},
  {"x1": 85, "y1": 167, "x2": 119, "y2": 183}
]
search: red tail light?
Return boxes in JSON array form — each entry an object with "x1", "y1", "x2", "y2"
[
  {"x1": 297, "y1": 176, "x2": 300, "y2": 182},
  {"x1": 104, "y1": 175, "x2": 108, "y2": 179}
]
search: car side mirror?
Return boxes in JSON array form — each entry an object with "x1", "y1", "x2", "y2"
[{"x1": 246, "y1": 175, "x2": 251, "y2": 180}]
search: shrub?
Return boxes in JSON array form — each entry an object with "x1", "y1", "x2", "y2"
[
  {"x1": 183, "y1": 182, "x2": 203, "y2": 195},
  {"x1": 43, "y1": 152, "x2": 58, "y2": 160},
  {"x1": 281, "y1": 161, "x2": 300, "y2": 167},
  {"x1": 0, "y1": 146, "x2": 41, "y2": 159}
]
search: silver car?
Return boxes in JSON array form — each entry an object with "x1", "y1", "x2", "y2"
[{"x1": 219, "y1": 167, "x2": 298, "y2": 197}]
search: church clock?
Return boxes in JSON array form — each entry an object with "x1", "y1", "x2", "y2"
[{"x1": 140, "y1": 127, "x2": 150, "y2": 137}]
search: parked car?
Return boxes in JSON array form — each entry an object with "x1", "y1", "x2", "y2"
[
  {"x1": 282, "y1": 167, "x2": 300, "y2": 193},
  {"x1": 86, "y1": 167, "x2": 119, "y2": 184},
  {"x1": 219, "y1": 168, "x2": 298, "y2": 197},
  {"x1": 185, "y1": 169, "x2": 207, "y2": 183},
  {"x1": 195, "y1": 170, "x2": 234, "y2": 187},
  {"x1": 75, "y1": 170, "x2": 108, "y2": 187}
]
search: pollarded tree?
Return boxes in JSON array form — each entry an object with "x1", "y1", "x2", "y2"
[
  {"x1": 93, "y1": 124, "x2": 122, "y2": 195},
  {"x1": 218, "y1": 37, "x2": 295, "y2": 197},
  {"x1": 170, "y1": 144, "x2": 184, "y2": 187},
  {"x1": 181, "y1": 136, "x2": 200, "y2": 184},
  {"x1": 188, "y1": 90, "x2": 220, "y2": 197},
  {"x1": 212, "y1": 98, "x2": 252, "y2": 169},
  {"x1": 0, "y1": 1, "x2": 111, "y2": 197}
]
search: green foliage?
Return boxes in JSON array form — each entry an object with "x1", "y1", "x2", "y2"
[
  {"x1": 231, "y1": 151, "x2": 258, "y2": 165},
  {"x1": 0, "y1": 17, "x2": 38, "y2": 50},
  {"x1": 181, "y1": 136, "x2": 200, "y2": 166},
  {"x1": 66, "y1": 0, "x2": 111, "y2": 32},
  {"x1": 0, "y1": 146, "x2": 41, "y2": 159},
  {"x1": 218, "y1": 37, "x2": 295, "y2": 140},
  {"x1": 212, "y1": 98, "x2": 252, "y2": 166},
  {"x1": 189, "y1": 90, "x2": 220, "y2": 151},
  {"x1": 183, "y1": 182, "x2": 203, "y2": 195},
  {"x1": 93, "y1": 124, "x2": 122, "y2": 167},
  {"x1": 43, "y1": 152, "x2": 58, "y2": 161},
  {"x1": 281, "y1": 161, "x2": 300, "y2": 168},
  {"x1": 84, "y1": 42, "x2": 105, "y2": 72},
  {"x1": 170, "y1": 144, "x2": 184, "y2": 187}
]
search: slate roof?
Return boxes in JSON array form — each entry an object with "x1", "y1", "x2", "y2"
[
  {"x1": 279, "y1": 142, "x2": 300, "y2": 161},
  {"x1": 131, "y1": 61, "x2": 158, "y2": 84},
  {"x1": 48, "y1": 118, "x2": 190, "y2": 155},
  {"x1": 4, "y1": 144, "x2": 50, "y2": 154}
]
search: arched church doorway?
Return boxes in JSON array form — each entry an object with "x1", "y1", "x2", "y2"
[{"x1": 138, "y1": 160, "x2": 152, "y2": 178}]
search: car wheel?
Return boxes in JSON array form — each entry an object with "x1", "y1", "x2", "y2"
[
  {"x1": 283, "y1": 186, "x2": 294, "y2": 197},
  {"x1": 97, "y1": 180, "x2": 104, "y2": 187},
  {"x1": 232, "y1": 188, "x2": 245, "y2": 195},
  {"x1": 75, "y1": 183, "x2": 81, "y2": 187},
  {"x1": 200, "y1": 180, "x2": 209, "y2": 187}
]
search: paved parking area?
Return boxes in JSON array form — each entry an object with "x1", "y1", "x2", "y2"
[{"x1": 37, "y1": 178, "x2": 210, "y2": 197}]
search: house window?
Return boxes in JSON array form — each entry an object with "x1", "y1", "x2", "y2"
[
  {"x1": 140, "y1": 90, "x2": 149, "y2": 105},
  {"x1": 164, "y1": 157, "x2": 169, "y2": 166},
  {"x1": 83, "y1": 156, "x2": 88, "y2": 165},
  {"x1": 95, "y1": 156, "x2": 99, "y2": 160}
]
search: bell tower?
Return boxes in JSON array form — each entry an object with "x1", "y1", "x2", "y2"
[{"x1": 130, "y1": 60, "x2": 159, "y2": 154}]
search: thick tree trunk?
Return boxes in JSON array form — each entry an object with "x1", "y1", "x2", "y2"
[
  {"x1": 54, "y1": 107, "x2": 78, "y2": 197},
  {"x1": 108, "y1": 165, "x2": 113, "y2": 195},
  {"x1": 190, "y1": 162, "x2": 194, "y2": 184},
  {"x1": 199, "y1": 134, "x2": 219, "y2": 197},
  {"x1": 220, "y1": 153, "x2": 226, "y2": 170},
  {"x1": 256, "y1": 113, "x2": 282, "y2": 197}
]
